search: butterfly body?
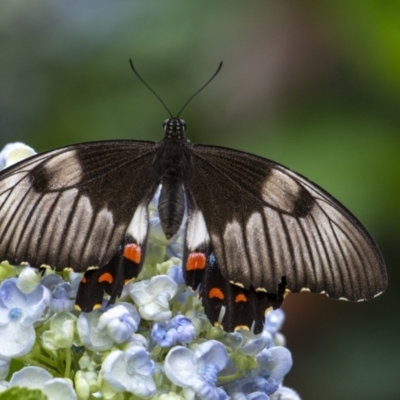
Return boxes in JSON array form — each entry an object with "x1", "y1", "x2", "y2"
[
  {"x1": 0, "y1": 117, "x2": 387, "y2": 333},
  {"x1": 155, "y1": 118, "x2": 191, "y2": 239}
]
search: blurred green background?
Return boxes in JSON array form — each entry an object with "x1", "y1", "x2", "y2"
[{"x1": 1, "y1": 1, "x2": 399, "y2": 399}]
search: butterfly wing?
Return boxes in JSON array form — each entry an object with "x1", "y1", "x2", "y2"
[
  {"x1": 0, "y1": 140, "x2": 158, "y2": 272},
  {"x1": 184, "y1": 144, "x2": 387, "y2": 314},
  {"x1": 183, "y1": 196, "x2": 288, "y2": 333}
]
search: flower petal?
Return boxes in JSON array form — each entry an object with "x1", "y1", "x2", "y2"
[
  {"x1": 149, "y1": 275, "x2": 178, "y2": 298},
  {"x1": 268, "y1": 347, "x2": 292, "y2": 383},
  {"x1": 10, "y1": 366, "x2": 52, "y2": 388},
  {"x1": 0, "y1": 142, "x2": 36, "y2": 169},
  {"x1": 0, "y1": 278, "x2": 27, "y2": 309},
  {"x1": 194, "y1": 340, "x2": 229, "y2": 371},
  {"x1": 43, "y1": 378, "x2": 77, "y2": 400},
  {"x1": 165, "y1": 346, "x2": 197, "y2": 387},
  {"x1": 0, "y1": 321, "x2": 35, "y2": 358},
  {"x1": 77, "y1": 311, "x2": 113, "y2": 351}
]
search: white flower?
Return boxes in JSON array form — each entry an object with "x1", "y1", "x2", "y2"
[
  {"x1": 165, "y1": 340, "x2": 229, "y2": 400},
  {"x1": 0, "y1": 142, "x2": 36, "y2": 169},
  {"x1": 9, "y1": 366, "x2": 77, "y2": 400},
  {"x1": 102, "y1": 346, "x2": 156, "y2": 398},
  {"x1": 129, "y1": 275, "x2": 178, "y2": 321}
]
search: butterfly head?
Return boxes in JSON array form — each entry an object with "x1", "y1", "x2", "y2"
[{"x1": 163, "y1": 118, "x2": 186, "y2": 139}]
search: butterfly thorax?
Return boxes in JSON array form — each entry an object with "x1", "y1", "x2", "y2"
[{"x1": 157, "y1": 118, "x2": 191, "y2": 239}]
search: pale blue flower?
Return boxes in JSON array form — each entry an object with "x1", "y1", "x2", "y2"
[
  {"x1": 97, "y1": 302, "x2": 140, "y2": 343},
  {"x1": 0, "y1": 278, "x2": 50, "y2": 359},
  {"x1": 225, "y1": 346, "x2": 292, "y2": 399},
  {"x1": 256, "y1": 347, "x2": 292, "y2": 385},
  {"x1": 165, "y1": 340, "x2": 229, "y2": 400},
  {"x1": 166, "y1": 263, "x2": 185, "y2": 286},
  {"x1": 77, "y1": 310, "x2": 113, "y2": 352},
  {"x1": 227, "y1": 330, "x2": 273, "y2": 356},
  {"x1": 9, "y1": 366, "x2": 77, "y2": 400},
  {"x1": 172, "y1": 315, "x2": 196, "y2": 344},
  {"x1": 77, "y1": 303, "x2": 140, "y2": 351},
  {"x1": 264, "y1": 310, "x2": 285, "y2": 336},
  {"x1": 151, "y1": 321, "x2": 178, "y2": 347},
  {"x1": 41, "y1": 274, "x2": 75, "y2": 312},
  {"x1": 151, "y1": 315, "x2": 196, "y2": 347},
  {"x1": 129, "y1": 275, "x2": 178, "y2": 321},
  {"x1": 225, "y1": 376, "x2": 275, "y2": 400},
  {"x1": 102, "y1": 346, "x2": 156, "y2": 397}
]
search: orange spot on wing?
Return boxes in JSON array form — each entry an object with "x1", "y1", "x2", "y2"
[
  {"x1": 81, "y1": 276, "x2": 87, "y2": 284},
  {"x1": 235, "y1": 293, "x2": 247, "y2": 303},
  {"x1": 186, "y1": 252, "x2": 206, "y2": 271},
  {"x1": 209, "y1": 288, "x2": 224, "y2": 300},
  {"x1": 124, "y1": 243, "x2": 141, "y2": 263},
  {"x1": 98, "y1": 272, "x2": 113, "y2": 284}
]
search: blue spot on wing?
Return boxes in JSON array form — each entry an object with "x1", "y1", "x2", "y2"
[{"x1": 208, "y1": 252, "x2": 216, "y2": 268}]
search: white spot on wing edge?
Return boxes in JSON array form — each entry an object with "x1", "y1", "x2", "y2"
[
  {"x1": 127, "y1": 203, "x2": 148, "y2": 244},
  {"x1": 186, "y1": 209, "x2": 210, "y2": 250}
]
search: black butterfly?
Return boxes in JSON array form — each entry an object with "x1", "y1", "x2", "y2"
[{"x1": 0, "y1": 65, "x2": 387, "y2": 334}]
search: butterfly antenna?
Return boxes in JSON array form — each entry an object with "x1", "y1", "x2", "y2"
[
  {"x1": 176, "y1": 61, "x2": 223, "y2": 118},
  {"x1": 129, "y1": 59, "x2": 173, "y2": 118}
]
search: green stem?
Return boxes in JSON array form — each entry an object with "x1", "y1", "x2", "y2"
[
  {"x1": 217, "y1": 370, "x2": 243, "y2": 383},
  {"x1": 64, "y1": 347, "x2": 72, "y2": 378},
  {"x1": 33, "y1": 352, "x2": 59, "y2": 369}
]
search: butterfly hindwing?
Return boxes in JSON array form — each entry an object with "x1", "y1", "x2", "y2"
[
  {"x1": 0, "y1": 140, "x2": 158, "y2": 272},
  {"x1": 183, "y1": 202, "x2": 287, "y2": 333},
  {"x1": 76, "y1": 236, "x2": 145, "y2": 311},
  {"x1": 186, "y1": 144, "x2": 387, "y2": 302}
]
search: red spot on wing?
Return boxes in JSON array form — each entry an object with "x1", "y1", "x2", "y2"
[
  {"x1": 81, "y1": 276, "x2": 87, "y2": 284},
  {"x1": 186, "y1": 252, "x2": 206, "y2": 271},
  {"x1": 124, "y1": 243, "x2": 141, "y2": 264},
  {"x1": 235, "y1": 293, "x2": 247, "y2": 303},
  {"x1": 98, "y1": 272, "x2": 113, "y2": 284},
  {"x1": 209, "y1": 288, "x2": 224, "y2": 300}
]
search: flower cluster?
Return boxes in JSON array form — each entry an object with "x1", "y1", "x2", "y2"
[{"x1": 0, "y1": 143, "x2": 300, "y2": 400}]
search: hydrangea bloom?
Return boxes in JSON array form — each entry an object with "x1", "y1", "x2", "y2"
[{"x1": 0, "y1": 142, "x2": 299, "y2": 399}]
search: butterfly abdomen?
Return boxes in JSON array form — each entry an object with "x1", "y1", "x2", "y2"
[
  {"x1": 158, "y1": 179, "x2": 185, "y2": 239},
  {"x1": 156, "y1": 138, "x2": 191, "y2": 239}
]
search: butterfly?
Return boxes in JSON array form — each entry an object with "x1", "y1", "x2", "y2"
[{"x1": 0, "y1": 63, "x2": 387, "y2": 334}]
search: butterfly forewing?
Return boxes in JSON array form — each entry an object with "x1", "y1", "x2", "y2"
[
  {"x1": 0, "y1": 140, "x2": 158, "y2": 271},
  {"x1": 187, "y1": 144, "x2": 387, "y2": 302}
]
